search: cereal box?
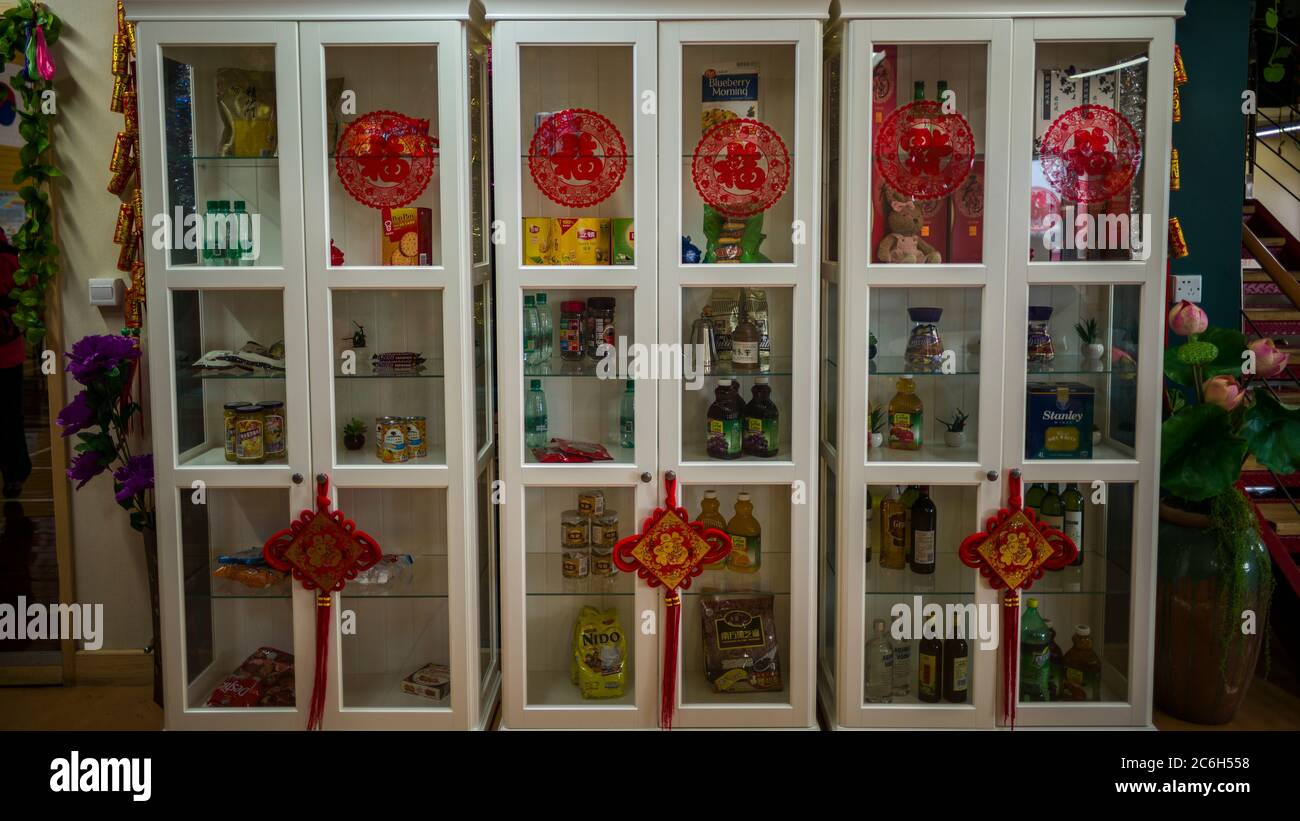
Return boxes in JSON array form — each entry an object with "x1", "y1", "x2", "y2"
[
  {"x1": 523, "y1": 217, "x2": 551, "y2": 265},
  {"x1": 701, "y1": 61, "x2": 759, "y2": 133},
  {"x1": 381, "y1": 207, "x2": 432, "y2": 266},
  {"x1": 612, "y1": 217, "x2": 634, "y2": 265}
]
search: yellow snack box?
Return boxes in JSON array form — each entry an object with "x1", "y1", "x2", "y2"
[
  {"x1": 522, "y1": 218, "x2": 551, "y2": 265},
  {"x1": 551, "y1": 217, "x2": 580, "y2": 265},
  {"x1": 573, "y1": 217, "x2": 609, "y2": 265}
]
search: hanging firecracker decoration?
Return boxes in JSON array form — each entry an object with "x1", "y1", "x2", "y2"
[
  {"x1": 958, "y1": 471, "x2": 1076, "y2": 728},
  {"x1": 691, "y1": 118, "x2": 791, "y2": 217},
  {"x1": 1170, "y1": 148, "x2": 1181, "y2": 192},
  {"x1": 1174, "y1": 45, "x2": 1189, "y2": 86},
  {"x1": 612, "y1": 473, "x2": 731, "y2": 729},
  {"x1": 1172, "y1": 84, "x2": 1182, "y2": 123},
  {"x1": 109, "y1": 0, "x2": 145, "y2": 329},
  {"x1": 873, "y1": 100, "x2": 975, "y2": 201},
  {"x1": 528, "y1": 108, "x2": 628, "y2": 208},
  {"x1": 1169, "y1": 216, "x2": 1189, "y2": 259},
  {"x1": 1040, "y1": 105, "x2": 1142, "y2": 205},
  {"x1": 334, "y1": 110, "x2": 437, "y2": 209},
  {"x1": 263, "y1": 476, "x2": 383, "y2": 730}
]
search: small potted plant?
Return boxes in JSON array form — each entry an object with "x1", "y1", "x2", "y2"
[
  {"x1": 869, "y1": 404, "x2": 884, "y2": 448},
  {"x1": 939, "y1": 408, "x2": 969, "y2": 447},
  {"x1": 342, "y1": 418, "x2": 366, "y2": 451},
  {"x1": 1075, "y1": 317, "x2": 1104, "y2": 360}
]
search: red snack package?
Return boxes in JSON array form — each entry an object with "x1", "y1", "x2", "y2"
[
  {"x1": 531, "y1": 445, "x2": 591, "y2": 463},
  {"x1": 206, "y1": 676, "x2": 263, "y2": 707},
  {"x1": 551, "y1": 439, "x2": 613, "y2": 461}
]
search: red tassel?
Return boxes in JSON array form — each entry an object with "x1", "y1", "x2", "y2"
[
  {"x1": 308, "y1": 593, "x2": 331, "y2": 730},
  {"x1": 1003, "y1": 591, "x2": 1019, "y2": 729},
  {"x1": 661, "y1": 593, "x2": 681, "y2": 730}
]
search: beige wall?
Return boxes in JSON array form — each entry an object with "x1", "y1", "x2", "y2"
[
  {"x1": 1256, "y1": 135, "x2": 1300, "y2": 240},
  {"x1": 49, "y1": 0, "x2": 152, "y2": 650}
]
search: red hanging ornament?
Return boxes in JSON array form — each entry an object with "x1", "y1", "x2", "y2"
[
  {"x1": 691, "y1": 118, "x2": 791, "y2": 218},
  {"x1": 612, "y1": 474, "x2": 731, "y2": 729},
  {"x1": 957, "y1": 471, "x2": 1076, "y2": 728},
  {"x1": 263, "y1": 476, "x2": 383, "y2": 729},
  {"x1": 528, "y1": 108, "x2": 627, "y2": 208},
  {"x1": 874, "y1": 100, "x2": 975, "y2": 201},
  {"x1": 334, "y1": 110, "x2": 437, "y2": 209}
]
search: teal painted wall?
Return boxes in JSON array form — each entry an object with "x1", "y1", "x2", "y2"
[{"x1": 1171, "y1": 0, "x2": 1253, "y2": 329}]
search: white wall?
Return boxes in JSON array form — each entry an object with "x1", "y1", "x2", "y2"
[
  {"x1": 49, "y1": 0, "x2": 153, "y2": 650},
  {"x1": 1255, "y1": 134, "x2": 1300, "y2": 240}
]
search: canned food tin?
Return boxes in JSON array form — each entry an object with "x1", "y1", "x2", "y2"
[
  {"x1": 403, "y1": 415, "x2": 427, "y2": 459},
  {"x1": 234, "y1": 405, "x2": 266, "y2": 464},
  {"x1": 376, "y1": 417, "x2": 408, "y2": 463},
  {"x1": 259, "y1": 400, "x2": 285, "y2": 459},
  {"x1": 561, "y1": 509, "x2": 589, "y2": 548},
  {"x1": 223, "y1": 401, "x2": 251, "y2": 462},
  {"x1": 577, "y1": 490, "x2": 606, "y2": 518}
]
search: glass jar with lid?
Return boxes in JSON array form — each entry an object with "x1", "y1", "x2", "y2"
[
  {"x1": 1027, "y1": 305, "x2": 1055, "y2": 363},
  {"x1": 904, "y1": 307, "x2": 944, "y2": 372},
  {"x1": 584, "y1": 297, "x2": 616, "y2": 360}
]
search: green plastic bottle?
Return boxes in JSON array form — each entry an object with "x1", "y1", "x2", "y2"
[
  {"x1": 1019, "y1": 598, "x2": 1052, "y2": 702},
  {"x1": 1024, "y1": 483, "x2": 1046, "y2": 517}
]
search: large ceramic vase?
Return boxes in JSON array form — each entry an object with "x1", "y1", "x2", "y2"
[{"x1": 1154, "y1": 504, "x2": 1270, "y2": 724}]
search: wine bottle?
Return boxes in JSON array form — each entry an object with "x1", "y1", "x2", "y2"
[
  {"x1": 944, "y1": 609, "x2": 969, "y2": 703},
  {"x1": 1062, "y1": 483, "x2": 1084, "y2": 566},
  {"x1": 909, "y1": 486, "x2": 936, "y2": 575},
  {"x1": 917, "y1": 615, "x2": 942, "y2": 703}
]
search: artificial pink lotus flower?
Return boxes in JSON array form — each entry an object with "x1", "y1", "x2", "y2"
[
  {"x1": 1168, "y1": 299, "x2": 1208, "y2": 336},
  {"x1": 1202, "y1": 375, "x2": 1245, "y2": 412},
  {"x1": 1248, "y1": 337, "x2": 1290, "y2": 379}
]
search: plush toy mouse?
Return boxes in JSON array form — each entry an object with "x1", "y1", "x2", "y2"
[{"x1": 876, "y1": 185, "x2": 942, "y2": 264}]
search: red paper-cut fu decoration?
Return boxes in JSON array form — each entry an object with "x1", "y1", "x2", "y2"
[
  {"x1": 335, "y1": 110, "x2": 437, "y2": 209},
  {"x1": 957, "y1": 471, "x2": 1076, "y2": 728},
  {"x1": 874, "y1": 100, "x2": 975, "y2": 201},
  {"x1": 263, "y1": 476, "x2": 382, "y2": 729},
  {"x1": 1039, "y1": 104, "x2": 1141, "y2": 205},
  {"x1": 691, "y1": 118, "x2": 790, "y2": 218},
  {"x1": 613, "y1": 474, "x2": 731, "y2": 729},
  {"x1": 528, "y1": 108, "x2": 627, "y2": 208}
]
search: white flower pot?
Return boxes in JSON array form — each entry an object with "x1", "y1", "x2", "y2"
[
  {"x1": 944, "y1": 430, "x2": 966, "y2": 448},
  {"x1": 1084, "y1": 342, "x2": 1105, "y2": 360},
  {"x1": 870, "y1": 432, "x2": 884, "y2": 449}
]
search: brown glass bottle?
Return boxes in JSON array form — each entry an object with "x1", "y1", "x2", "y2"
[
  {"x1": 917, "y1": 615, "x2": 942, "y2": 703},
  {"x1": 943, "y1": 611, "x2": 969, "y2": 703},
  {"x1": 909, "y1": 486, "x2": 936, "y2": 575}
]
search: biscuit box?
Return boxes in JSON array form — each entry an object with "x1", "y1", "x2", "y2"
[
  {"x1": 1025, "y1": 382, "x2": 1094, "y2": 459},
  {"x1": 381, "y1": 207, "x2": 432, "y2": 266},
  {"x1": 400, "y1": 662, "x2": 451, "y2": 701},
  {"x1": 612, "y1": 217, "x2": 634, "y2": 264}
]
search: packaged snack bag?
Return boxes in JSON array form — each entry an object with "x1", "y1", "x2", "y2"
[
  {"x1": 700, "y1": 593, "x2": 783, "y2": 693},
  {"x1": 572, "y1": 606, "x2": 627, "y2": 699},
  {"x1": 612, "y1": 218, "x2": 635, "y2": 265},
  {"x1": 701, "y1": 61, "x2": 759, "y2": 132},
  {"x1": 523, "y1": 218, "x2": 552, "y2": 265},
  {"x1": 381, "y1": 207, "x2": 432, "y2": 265},
  {"x1": 551, "y1": 217, "x2": 580, "y2": 264}
]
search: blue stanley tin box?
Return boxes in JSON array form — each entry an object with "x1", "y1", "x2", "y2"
[{"x1": 1025, "y1": 382, "x2": 1094, "y2": 459}]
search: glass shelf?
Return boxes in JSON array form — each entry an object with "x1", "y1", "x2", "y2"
[
  {"x1": 871, "y1": 354, "x2": 980, "y2": 377},
  {"x1": 343, "y1": 558, "x2": 449, "y2": 599},
  {"x1": 686, "y1": 551, "x2": 791, "y2": 596},
  {"x1": 1026, "y1": 354, "x2": 1117, "y2": 376},
  {"x1": 342, "y1": 672, "x2": 451, "y2": 710},
  {"x1": 525, "y1": 553, "x2": 634, "y2": 597},
  {"x1": 199, "y1": 560, "x2": 291, "y2": 600},
  {"x1": 181, "y1": 155, "x2": 279, "y2": 164},
  {"x1": 864, "y1": 560, "x2": 973, "y2": 597},
  {"x1": 868, "y1": 440, "x2": 977, "y2": 463},
  {"x1": 336, "y1": 443, "x2": 447, "y2": 467},
  {"x1": 192, "y1": 371, "x2": 287, "y2": 381},
  {"x1": 334, "y1": 371, "x2": 445, "y2": 380}
]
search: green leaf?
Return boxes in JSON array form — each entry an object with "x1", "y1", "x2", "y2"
[
  {"x1": 1264, "y1": 64, "x2": 1286, "y2": 83},
  {"x1": 1277, "y1": 46, "x2": 1293, "y2": 59},
  {"x1": 1242, "y1": 390, "x2": 1300, "y2": 474},
  {"x1": 1266, "y1": 8, "x2": 1279, "y2": 28},
  {"x1": 1161, "y1": 403, "x2": 1248, "y2": 501},
  {"x1": 1165, "y1": 326, "x2": 1248, "y2": 387}
]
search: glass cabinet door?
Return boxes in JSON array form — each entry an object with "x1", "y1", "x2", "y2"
[{"x1": 493, "y1": 20, "x2": 659, "y2": 729}]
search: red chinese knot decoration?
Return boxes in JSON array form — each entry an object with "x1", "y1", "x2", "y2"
[
  {"x1": 335, "y1": 110, "x2": 437, "y2": 209},
  {"x1": 1040, "y1": 105, "x2": 1141, "y2": 204},
  {"x1": 613, "y1": 474, "x2": 731, "y2": 729},
  {"x1": 874, "y1": 100, "x2": 975, "y2": 201},
  {"x1": 957, "y1": 471, "x2": 1076, "y2": 728},
  {"x1": 528, "y1": 108, "x2": 627, "y2": 208},
  {"x1": 263, "y1": 476, "x2": 383, "y2": 729},
  {"x1": 691, "y1": 118, "x2": 790, "y2": 218}
]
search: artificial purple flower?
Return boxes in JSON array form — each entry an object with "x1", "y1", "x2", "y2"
[
  {"x1": 65, "y1": 334, "x2": 140, "y2": 385},
  {"x1": 56, "y1": 391, "x2": 95, "y2": 437},
  {"x1": 112, "y1": 455, "x2": 154, "y2": 504},
  {"x1": 67, "y1": 450, "x2": 107, "y2": 489}
]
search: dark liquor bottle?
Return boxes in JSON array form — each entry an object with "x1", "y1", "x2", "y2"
[
  {"x1": 1040, "y1": 484, "x2": 1064, "y2": 572},
  {"x1": 1062, "y1": 483, "x2": 1084, "y2": 566},
  {"x1": 909, "y1": 486, "x2": 937, "y2": 575},
  {"x1": 901, "y1": 485, "x2": 921, "y2": 564},
  {"x1": 913, "y1": 80, "x2": 926, "y2": 103},
  {"x1": 1024, "y1": 482, "x2": 1046, "y2": 517},
  {"x1": 917, "y1": 615, "x2": 942, "y2": 703},
  {"x1": 943, "y1": 610, "x2": 969, "y2": 703}
]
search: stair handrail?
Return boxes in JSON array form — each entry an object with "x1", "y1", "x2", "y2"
[{"x1": 1243, "y1": 222, "x2": 1300, "y2": 309}]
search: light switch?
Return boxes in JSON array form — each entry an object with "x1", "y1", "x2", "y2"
[{"x1": 88, "y1": 277, "x2": 124, "y2": 307}]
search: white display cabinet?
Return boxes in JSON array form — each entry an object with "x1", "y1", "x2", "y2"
[
  {"x1": 818, "y1": 1, "x2": 1181, "y2": 729},
  {"x1": 489, "y1": 1, "x2": 825, "y2": 729},
  {"x1": 134, "y1": 1, "x2": 498, "y2": 730}
]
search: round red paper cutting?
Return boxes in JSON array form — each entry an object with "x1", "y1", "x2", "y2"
[
  {"x1": 528, "y1": 108, "x2": 628, "y2": 208},
  {"x1": 874, "y1": 100, "x2": 975, "y2": 201},
  {"x1": 691, "y1": 118, "x2": 791, "y2": 218},
  {"x1": 1039, "y1": 104, "x2": 1142, "y2": 205},
  {"x1": 334, "y1": 110, "x2": 437, "y2": 209}
]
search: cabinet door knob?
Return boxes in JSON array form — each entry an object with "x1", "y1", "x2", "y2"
[
  {"x1": 666, "y1": 470, "x2": 676, "y2": 482},
  {"x1": 986, "y1": 470, "x2": 998, "y2": 481},
  {"x1": 1011, "y1": 468, "x2": 1022, "y2": 479},
  {"x1": 292, "y1": 473, "x2": 304, "y2": 484},
  {"x1": 640, "y1": 472, "x2": 652, "y2": 483}
]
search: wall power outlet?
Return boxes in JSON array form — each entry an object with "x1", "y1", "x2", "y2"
[{"x1": 1172, "y1": 274, "x2": 1202, "y2": 303}]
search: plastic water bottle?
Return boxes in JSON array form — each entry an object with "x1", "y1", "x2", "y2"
[
  {"x1": 523, "y1": 295, "x2": 540, "y2": 365},
  {"x1": 525, "y1": 379, "x2": 548, "y2": 448},
  {"x1": 535, "y1": 292, "x2": 553, "y2": 363},
  {"x1": 618, "y1": 379, "x2": 635, "y2": 449}
]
